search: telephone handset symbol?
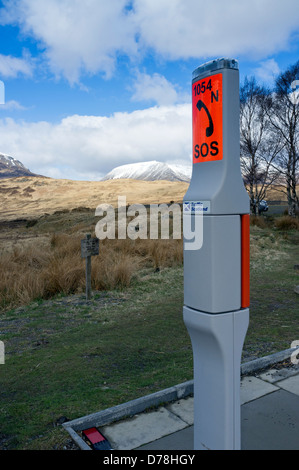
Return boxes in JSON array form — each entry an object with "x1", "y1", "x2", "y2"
[{"x1": 196, "y1": 100, "x2": 214, "y2": 138}]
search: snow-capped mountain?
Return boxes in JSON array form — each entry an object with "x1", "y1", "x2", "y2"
[
  {"x1": 0, "y1": 153, "x2": 38, "y2": 179},
  {"x1": 102, "y1": 161, "x2": 191, "y2": 182}
]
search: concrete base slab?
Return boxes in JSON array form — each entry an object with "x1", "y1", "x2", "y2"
[
  {"x1": 240, "y1": 376, "x2": 279, "y2": 404},
  {"x1": 137, "y1": 426, "x2": 194, "y2": 451},
  {"x1": 259, "y1": 364, "x2": 299, "y2": 384},
  {"x1": 106, "y1": 375, "x2": 282, "y2": 450},
  {"x1": 139, "y1": 390, "x2": 299, "y2": 451},
  {"x1": 259, "y1": 368, "x2": 291, "y2": 383},
  {"x1": 101, "y1": 406, "x2": 189, "y2": 450},
  {"x1": 166, "y1": 397, "x2": 194, "y2": 426},
  {"x1": 277, "y1": 374, "x2": 299, "y2": 396}
]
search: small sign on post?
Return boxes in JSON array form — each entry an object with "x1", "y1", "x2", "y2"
[{"x1": 81, "y1": 234, "x2": 99, "y2": 301}]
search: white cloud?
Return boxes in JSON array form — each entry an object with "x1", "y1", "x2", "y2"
[
  {"x1": 0, "y1": 53, "x2": 33, "y2": 79},
  {"x1": 131, "y1": 71, "x2": 180, "y2": 105},
  {"x1": 0, "y1": 104, "x2": 192, "y2": 179},
  {"x1": 0, "y1": 99, "x2": 27, "y2": 110},
  {"x1": 1, "y1": 0, "x2": 299, "y2": 84},
  {"x1": 133, "y1": 0, "x2": 299, "y2": 60},
  {"x1": 0, "y1": 0, "x2": 137, "y2": 84},
  {"x1": 254, "y1": 59, "x2": 280, "y2": 84}
]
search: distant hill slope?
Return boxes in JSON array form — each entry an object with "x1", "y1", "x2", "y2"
[
  {"x1": 0, "y1": 153, "x2": 38, "y2": 179},
  {"x1": 0, "y1": 176, "x2": 189, "y2": 221},
  {"x1": 102, "y1": 161, "x2": 191, "y2": 182}
]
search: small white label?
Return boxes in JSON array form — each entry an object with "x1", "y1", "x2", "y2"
[{"x1": 183, "y1": 201, "x2": 210, "y2": 214}]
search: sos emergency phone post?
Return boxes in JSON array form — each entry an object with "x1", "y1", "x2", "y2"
[{"x1": 183, "y1": 58, "x2": 250, "y2": 450}]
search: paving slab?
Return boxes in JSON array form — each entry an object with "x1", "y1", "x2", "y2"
[
  {"x1": 240, "y1": 376, "x2": 279, "y2": 404},
  {"x1": 277, "y1": 374, "x2": 299, "y2": 396},
  {"x1": 259, "y1": 364, "x2": 299, "y2": 384},
  {"x1": 166, "y1": 397, "x2": 194, "y2": 426},
  {"x1": 139, "y1": 388, "x2": 299, "y2": 451},
  {"x1": 259, "y1": 368, "x2": 291, "y2": 383},
  {"x1": 101, "y1": 406, "x2": 189, "y2": 450},
  {"x1": 137, "y1": 426, "x2": 194, "y2": 451}
]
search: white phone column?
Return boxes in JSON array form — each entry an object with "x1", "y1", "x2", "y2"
[{"x1": 183, "y1": 58, "x2": 250, "y2": 450}]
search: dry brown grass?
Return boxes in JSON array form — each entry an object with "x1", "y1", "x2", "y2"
[
  {"x1": 274, "y1": 215, "x2": 299, "y2": 230},
  {"x1": 0, "y1": 175, "x2": 188, "y2": 310},
  {"x1": 0, "y1": 228, "x2": 184, "y2": 311},
  {"x1": 250, "y1": 215, "x2": 267, "y2": 229},
  {"x1": 2, "y1": 202, "x2": 299, "y2": 311},
  {"x1": 0, "y1": 244, "x2": 50, "y2": 306},
  {"x1": 92, "y1": 251, "x2": 139, "y2": 290},
  {"x1": 0, "y1": 176, "x2": 188, "y2": 221}
]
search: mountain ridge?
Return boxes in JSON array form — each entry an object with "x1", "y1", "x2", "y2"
[
  {"x1": 102, "y1": 161, "x2": 191, "y2": 182},
  {"x1": 0, "y1": 154, "x2": 191, "y2": 183},
  {"x1": 0, "y1": 153, "x2": 38, "y2": 179}
]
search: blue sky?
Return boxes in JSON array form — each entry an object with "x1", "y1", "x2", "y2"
[{"x1": 0, "y1": 0, "x2": 298, "y2": 180}]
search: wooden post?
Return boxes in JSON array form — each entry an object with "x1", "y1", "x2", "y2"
[
  {"x1": 81, "y1": 234, "x2": 99, "y2": 301},
  {"x1": 86, "y1": 235, "x2": 92, "y2": 301}
]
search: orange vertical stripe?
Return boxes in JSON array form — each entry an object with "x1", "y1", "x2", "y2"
[{"x1": 241, "y1": 214, "x2": 250, "y2": 309}]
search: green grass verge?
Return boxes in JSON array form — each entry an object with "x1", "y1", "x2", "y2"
[{"x1": 0, "y1": 267, "x2": 192, "y2": 449}]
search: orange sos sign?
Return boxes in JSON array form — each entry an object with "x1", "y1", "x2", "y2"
[{"x1": 192, "y1": 73, "x2": 223, "y2": 163}]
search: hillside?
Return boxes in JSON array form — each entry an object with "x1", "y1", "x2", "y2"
[{"x1": 0, "y1": 176, "x2": 189, "y2": 221}]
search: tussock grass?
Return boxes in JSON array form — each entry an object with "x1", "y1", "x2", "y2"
[
  {"x1": 1, "y1": 209, "x2": 296, "y2": 311},
  {"x1": 274, "y1": 215, "x2": 299, "y2": 230},
  {"x1": 0, "y1": 227, "x2": 183, "y2": 310},
  {"x1": 250, "y1": 215, "x2": 267, "y2": 229},
  {"x1": 91, "y1": 248, "x2": 140, "y2": 290}
]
